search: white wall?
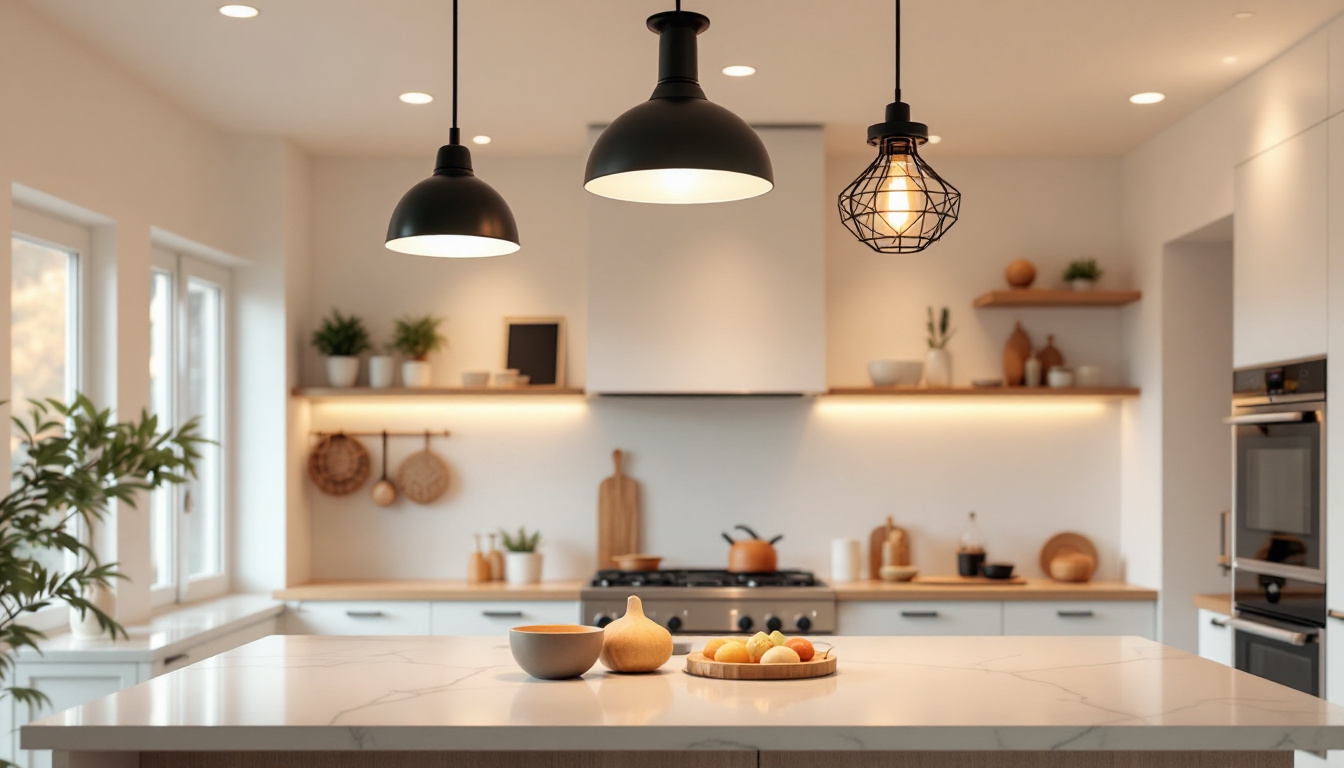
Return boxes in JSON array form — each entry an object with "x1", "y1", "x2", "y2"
[{"x1": 305, "y1": 151, "x2": 1129, "y2": 582}]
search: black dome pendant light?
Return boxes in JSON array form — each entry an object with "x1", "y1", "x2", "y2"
[
  {"x1": 386, "y1": 0, "x2": 519, "y2": 258},
  {"x1": 584, "y1": 1, "x2": 773, "y2": 205},
  {"x1": 838, "y1": 0, "x2": 960, "y2": 254}
]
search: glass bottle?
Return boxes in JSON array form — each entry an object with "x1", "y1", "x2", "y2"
[{"x1": 957, "y1": 511, "x2": 987, "y2": 577}]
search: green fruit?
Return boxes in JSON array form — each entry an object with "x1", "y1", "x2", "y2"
[{"x1": 769, "y1": 630, "x2": 787, "y2": 646}]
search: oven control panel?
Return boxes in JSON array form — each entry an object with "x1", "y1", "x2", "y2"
[
  {"x1": 581, "y1": 598, "x2": 837, "y2": 635},
  {"x1": 1233, "y1": 358, "x2": 1326, "y2": 400}
]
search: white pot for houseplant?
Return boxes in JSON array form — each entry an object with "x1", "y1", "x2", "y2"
[
  {"x1": 924, "y1": 349, "x2": 952, "y2": 388},
  {"x1": 69, "y1": 582, "x2": 117, "y2": 638},
  {"x1": 326, "y1": 356, "x2": 360, "y2": 388},
  {"x1": 402, "y1": 360, "x2": 432, "y2": 388},
  {"x1": 368, "y1": 355, "x2": 396, "y2": 389},
  {"x1": 505, "y1": 552, "x2": 543, "y2": 585},
  {"x1": 1069, "y1": 278, "x2": 1095, "y2": 292}
]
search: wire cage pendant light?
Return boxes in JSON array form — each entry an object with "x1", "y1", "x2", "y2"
[
  {"x1": 837, "y1": 0, "x2": 959, "y2": 254},
  {"x1": 386, "y1": 0, "x2": 519, "y2": 258},
  {"x1": 584, "y1": 1, "x2": 773, "y2": 204}
]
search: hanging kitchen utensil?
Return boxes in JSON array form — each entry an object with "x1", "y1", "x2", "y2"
[
  {"x1": 597, "y1": 449, "x2": 640, "y2": 570},
  {"x1": 370, "y1": 431, "x2": 398, "y2": 507},
  {"x1": 868, "y1": 516, "x2": 910, "y2": 579},
  {"x1": 396, "y1": 431, "x2": 451, "y2": 504},
  {"x1": 308, "y1": 433, "x2": 371, "y2": 496}
]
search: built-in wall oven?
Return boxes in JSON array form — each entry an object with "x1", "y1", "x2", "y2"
[{"x1": 1229, "y1": 358, "x2": 1326, "y2": 697}]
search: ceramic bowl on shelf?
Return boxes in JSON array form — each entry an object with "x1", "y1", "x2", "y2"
[
  {"x1": 462, "y1": 371, "x2": 490, "y2": 388},
  {"x1": 868, "y1": 360, "x2": 923, "y2": 387},
  {"x1": 494, "y1": 369, "x2": 521, "y2": 388},
  {"x1": 509, "y1": 625, "x2": 605, "y2": 680},
  {"x1": 878, "y1": 564, "x2": 919, "y2": 582},
  {"x1": 981, "y1": 563, "x2": 1016, "y2": 580}
]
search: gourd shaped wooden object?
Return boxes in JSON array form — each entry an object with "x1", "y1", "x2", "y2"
[
  {"x1": 1037, "y1": 335, "x2": 1064, "y2": 376},
  {"x1": 599, "y1": 595, "x2": 672, "y2": 673},
  {"x1": 1003, "y1": 322, "x2": 1032, "y2": 386}
]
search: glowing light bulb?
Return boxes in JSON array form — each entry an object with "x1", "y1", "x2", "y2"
[{"x1": 876, "y1": 155, "x2": 927, "y2": 237}]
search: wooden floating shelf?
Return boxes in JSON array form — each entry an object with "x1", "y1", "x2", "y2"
[
  {"x1": 293, "y1": 386, "x2": 586, "y2": 400},
  {"x1": 827, "y1": 386, "x2": 1140, "y2": 400},
  {"x1": 973, "y1": 289, "x2": 1142, "y2": 308}
]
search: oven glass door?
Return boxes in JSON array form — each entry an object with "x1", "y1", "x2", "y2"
[
  {"x1": 1233, "y1": 412, "x2": 1322, "y2": 571},
  {"x1": 1233, "y1": 620, "x2": 1321, "y2": 696}
]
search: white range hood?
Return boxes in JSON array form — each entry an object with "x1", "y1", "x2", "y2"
[{"x1": 585, "y1": 125, "x2": 826, "y2": 395}]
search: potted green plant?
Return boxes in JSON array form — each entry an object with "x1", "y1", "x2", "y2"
[
  {"x1": 368, "y1": 341, "x2": 397, "y2": 390},
  {"x1": 1062, "y1": 259, "x2": 1103, "y2": 291},
  {"x1": 310, "y1": 309, "x2": 372, "y2": 387},
  {"x1": 499, "y1": 526, "x2": 542, "y2": 585},
  {"x1": 2, "y1": 396, "x2": 202, "y2": 706},
  {"x1": 392, "y1": 314, "x2": 446, "y2": 389},
  {"x1": 924, "y1": 306, "x2": 956, "y2": 388}
]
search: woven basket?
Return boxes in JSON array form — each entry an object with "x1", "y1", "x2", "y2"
[
  {"x1": 308, "y1": 434, "x2": 371, "y2": 496},
  {"x1": 397, "y1": 449, "x2": 451, "y2": 504}
]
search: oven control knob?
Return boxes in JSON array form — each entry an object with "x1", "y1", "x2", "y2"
[
  {"x1": 667, "y1": 616, "x2": 683, "y2": 633},
  {"x1": 737, "y1": 615, "x2": 754, "y2": 632},
  {"x1": 595, "y1": 614, "x2": 613, "y2": 628},
  {"x1": 765, "y1": 615, "x2": 783, "y2": 632},
  {"x1": 794, "y1": 615, "x2": 812, "y2": 632}
]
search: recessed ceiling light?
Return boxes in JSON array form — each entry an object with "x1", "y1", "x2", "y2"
[
  {"x1": 399, "y1": 92, "x2": 433, "y2": 105},
  {"x1": 472, "y1": 135, "x2": 492, "y2": 145},
  {"x1": 926, "y1": 135, "x2": 942, "y2": 144},
  {"x1": 1223, "y1": 55, "x2": 1238, "y2": 64},
  {"x1": 722, "y1": 65, "x2": 756, "y2": 77},
  {"x1": 1129, "y1": 92, "x2": 1166, "y2": 105},
  {"x1": 218, "y1": 5, "x2": 259, "y2": 18},
  {"x1": 1232, "y1": 11, "x2": 1254, "y2": 19}
]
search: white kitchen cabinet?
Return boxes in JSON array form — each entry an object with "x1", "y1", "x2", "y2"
[
  {"x1": 430, "y1": 601, "x2": 580, "y2": 635},
  {"x1": 1197, "y1": 609, "x2": 1234, "y2": 667},
  {"x1": 838, "y1": 602, "x2": 1002, "y2": 636},
  {"x1": 586, "y1": 126, "x2": 826, "y2": 394},
  {"x1": 1002, "y1": 601, "x2": 1155, "y2": 639},
  {"x1": 283, "y1": 601, "x2": 431, "y2": 635},
  {"x1": 1232, "y1": 122, "x2": 1329, "y2": 368},
  {"x1": 1326, "y1": 113, "x2": 1344, "y2": 721}
]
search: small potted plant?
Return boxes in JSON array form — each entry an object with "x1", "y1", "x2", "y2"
[
  {"x1": 392, "y1": 314, "x2": 446, "y2": 389},
  {"x1": 311, "y1": 309, "x2": 371, "y2": 387},
  {"x1": 368, "y1": 341, "x2": 397, "y2": 389},
  {"x1": 500, "y1": 526, "x2": 542, "y2": 585},
  {"x1": 1063, "y1": 259, "x2": 1103, "y2": 291},
  {"x1": 924, "y1": 305, "x2": 955, "y2": 388}
]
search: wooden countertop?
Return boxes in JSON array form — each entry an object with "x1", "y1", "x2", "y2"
[
  {"x1": 833, "y1": 578, "x2": 1156, "y2": 602},
  {"x1": 274, "y1": 579, "x2": 586, "y2": 601},
  {"x1": 1193, "y1": 592, "x2": 1233, "y2": 615}
]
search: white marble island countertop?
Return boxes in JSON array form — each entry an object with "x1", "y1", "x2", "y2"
[{"x1": 23, "y1": 635, "x2": 1344, "y2": 754}]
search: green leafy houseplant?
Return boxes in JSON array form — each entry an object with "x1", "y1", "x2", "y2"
[
  {"x1": 1062, "y1": 259, "x2": 1103, "y2": 282},
  {"x1": 926, "y1": 306, "x2": 956, "y2": 350},
  {"x1": 1, "y1": 396, "x2": 203, "y2": 715},
  {"x1": 392, "y1": 315, "x2": 446, "y2": 361},
  {"x1": 310, "y1": 309, "x2": 372, "y2": 357},
  {"x1": 499, "y1": 527, "x2": 541, "y2": 553}
]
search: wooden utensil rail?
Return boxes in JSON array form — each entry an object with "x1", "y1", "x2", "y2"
[{"x1": 310, "y1": 430, "x2": 451, "y2": 439}]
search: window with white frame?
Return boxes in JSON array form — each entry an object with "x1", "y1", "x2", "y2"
[{"x1": 149, "y1": 248, "x2": 230, "y2": 605}]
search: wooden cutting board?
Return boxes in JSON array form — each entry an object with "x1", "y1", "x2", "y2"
[
  {"x1": 868, "y1": 516, "x2": 910, "y2": 579},
  {"x1": 597, "y1": 449, "x2": 640, "y2": 570},
  {"x1": 684, "y1": 652, "x2": 837, "y2": 680}
]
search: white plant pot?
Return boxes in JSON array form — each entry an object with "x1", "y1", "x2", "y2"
[
  {"x1": 368, "y1": 355, "x2": 396, "y2": 389},
  {"x1": 69, "y1": 583, "x2": 117, "y2": 638},
  {"x1": 326, "y1": 356, "x2": 360, "y2": 388},
  {"x1": 1070, "y1": 278, "x2": 1095, "y2": 292},
  {"x1": 402, "y1": 360, "x2": 433, "y2": 389},
  {"x1": 923, "y1": 349, "x2": 952, "y2": 388},
  {"x1": 505, "y1": 552, "x2": 543, "y2": 585}
]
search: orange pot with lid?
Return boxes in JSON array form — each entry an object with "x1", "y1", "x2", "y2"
[{"x1": 723, "y1": 525, "x2": 782, "y2": 573}]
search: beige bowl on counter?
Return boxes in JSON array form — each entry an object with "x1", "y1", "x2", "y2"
[
  {"x1": 612, "y1": 554, "x2": 662, "y2": 571},
  {"x1": 509, "y1": 625, "x2": 605, "y2": 680}
]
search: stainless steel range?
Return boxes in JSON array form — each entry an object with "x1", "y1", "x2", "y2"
[{"x1": 580, "y1": 569, "x2": 837, "y2": 635}]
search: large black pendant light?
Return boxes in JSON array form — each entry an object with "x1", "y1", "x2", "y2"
[
  {"x1": 837, "y1": 0, "x2": 959, "y2": 254},
  {"x1": 584, "y1": 1, "x2": 773, "y2": 205},
  {"x1": 386, "y1": 0, "x2": 519, "y2": 257}
]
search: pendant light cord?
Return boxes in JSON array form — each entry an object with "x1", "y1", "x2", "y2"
[
  {"x1": 450, "y1": 0, "x2": 460, "y2": 145},
  {"x1": 893, "y1": 0, "x2": 901, "y2": 101}
]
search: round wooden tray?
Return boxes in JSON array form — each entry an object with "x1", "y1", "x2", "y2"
[
  {"x1": 684, "y1": 652, "x2": 837, "y2": 680},
  {"x1": 1039, "y1": 532, "x2": 1098, "y2": 580}
]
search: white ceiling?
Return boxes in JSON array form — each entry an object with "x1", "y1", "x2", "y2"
[{"x1": 21, "y1": 0, "x2": 1344, "y2": 158}]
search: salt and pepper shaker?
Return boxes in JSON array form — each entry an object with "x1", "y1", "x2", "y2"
[
  {"x1": 468, "y1": 533, "x2": 492, "y2": 584},
  {"x1": 1024, "y1": 355, "x2": 1043, "y2": 387},
  {"x1": 486, "y1": 532, "x2": 505, "y2": 581}
]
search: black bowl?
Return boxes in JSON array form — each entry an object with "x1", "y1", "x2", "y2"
[{"x1": 981, "y1": 563, "x2": 1016, "y2": 580}]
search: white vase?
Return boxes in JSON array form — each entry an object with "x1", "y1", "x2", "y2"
[
  {"x1": 326, "y1": 356, "x2": 360, "y2": 388},
  {"x1": 505, "y1": 552, "x2": 543, "y2": 585},
  {"x1": 402, "y1": 360, "x2": 432, "y2": 389},
  {"x1": 69, "y1": 583, "x2": 117, "y2": 639},
  {"x1": 924, "y1": 349, "x2": 952, "y2": 388},
  {"x1": 1070, "y1": 278, "x2": 1095, "y2": 292},
  {"x1": 368, "y1": 355, "x2": 396, "y2": 389}
]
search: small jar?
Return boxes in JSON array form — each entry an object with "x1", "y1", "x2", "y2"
[{"x1": 1024, "y1": 357, "x2": 1043, "y2": 387}]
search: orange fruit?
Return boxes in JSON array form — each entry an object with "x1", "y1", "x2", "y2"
[
  {"x1": 713, "y1": 641, "x2": 750, "y2": 663},
  {"x1": 785, "y1": 637, "x2": 815, "y2": 662},
  {"x1": 701, "y1": 638, "x2": 727, "y2": 660}
]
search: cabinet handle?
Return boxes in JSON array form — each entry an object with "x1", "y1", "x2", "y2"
[
  {"x1": 482, "y1": 610, "x2": 525, "y2": 618},
  {"x1": 1329, "y1": 610, "x2": 1344, "y2": 622},
  {"x1": 1057, "y1": 610, "x2": 1095, "y2": 618},
  {"x1": 345, "y1": 610, "x2": 386, "y2": 618},
  {"x1": 1211, "y1": 616, "x2": 1231, "y2": 628},
  {"x1": 163, "y1": 653, "x2": 190, "y2": 666},
  {"x1": 900, "y1": 610, "x2": 940, "y2": 618}
]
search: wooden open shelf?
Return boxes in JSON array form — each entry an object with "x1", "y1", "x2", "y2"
[
  {"x1": 293, "y1": 386, "x2": 586, "y2": 400},
  {"x1": 827, "y1": 386, "x2": 1140, "y2": 400},
  {"x1": 973, "y1": 289, "x2": 1141, "y2": 308}
]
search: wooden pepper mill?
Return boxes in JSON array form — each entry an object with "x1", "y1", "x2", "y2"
[
  {"x1": 468, "y1": 533, "x2": 492, "y2": 584},
  {"x1": 486, "y1": 532, "x2": 505, "y2": 582}
]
